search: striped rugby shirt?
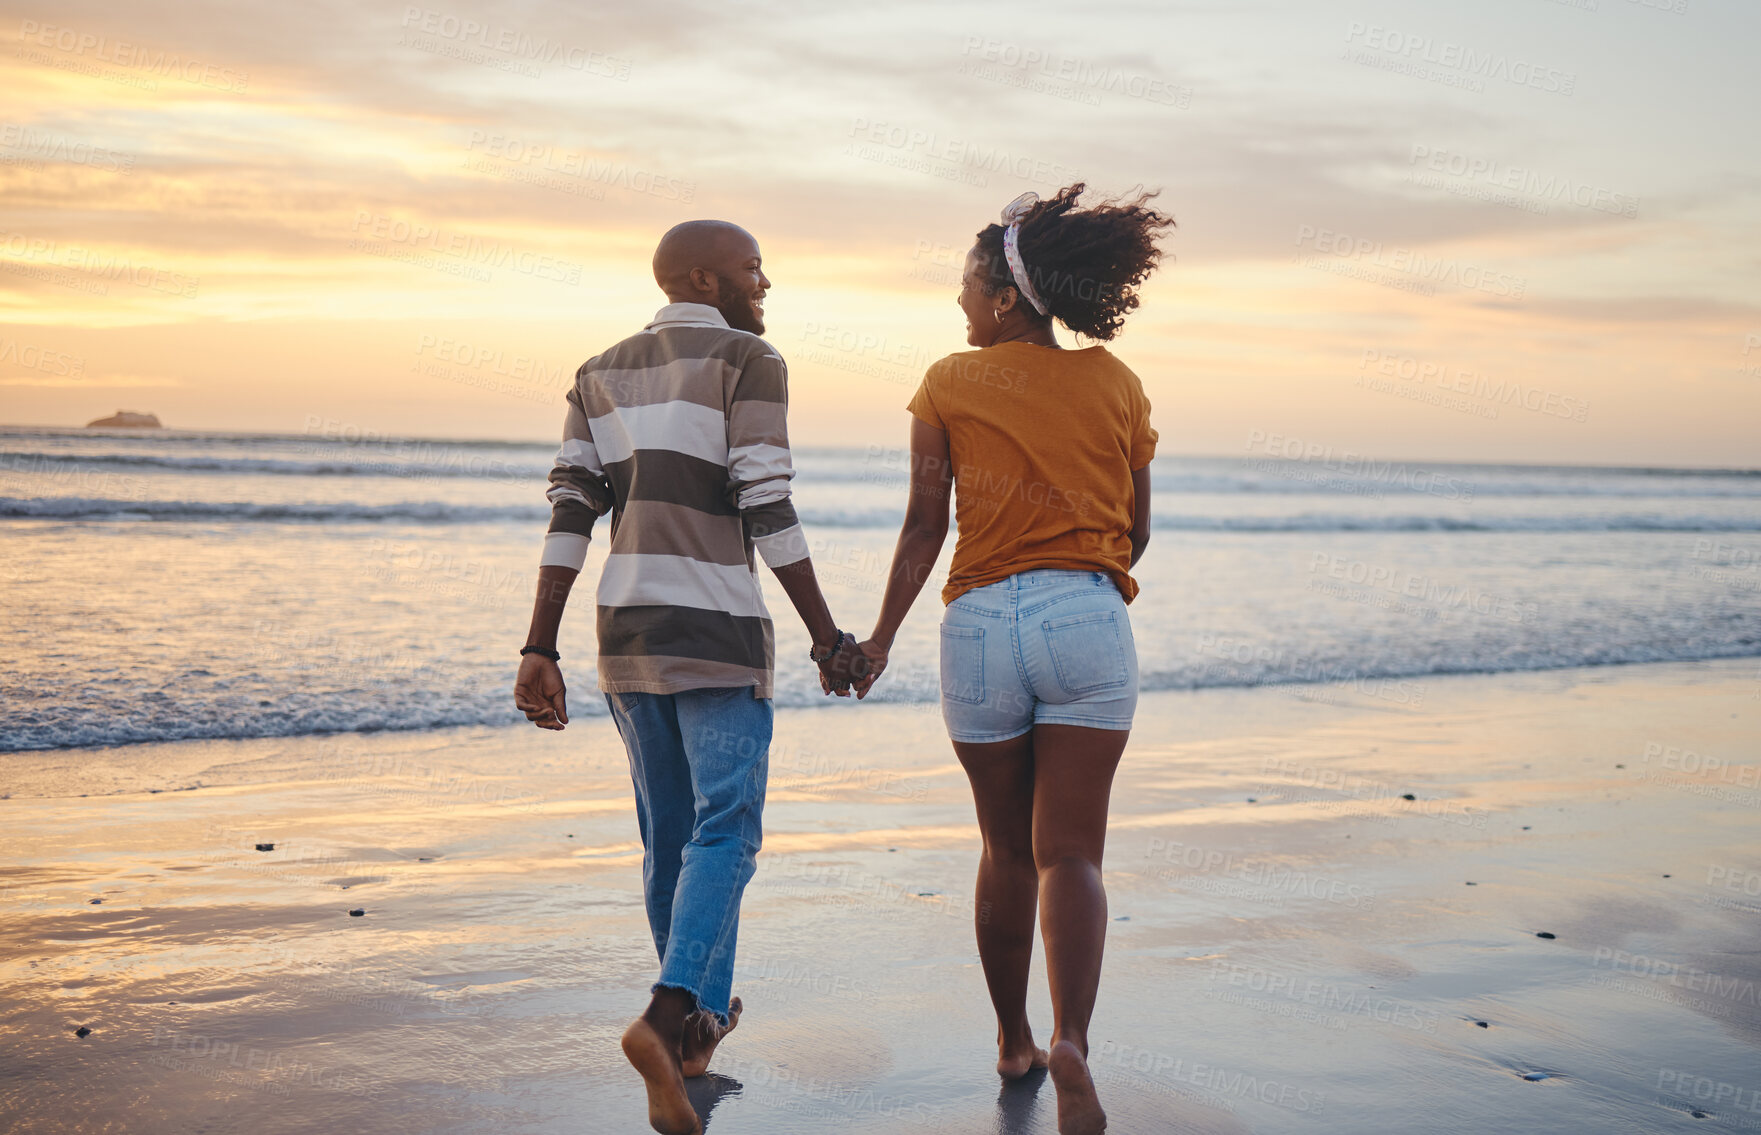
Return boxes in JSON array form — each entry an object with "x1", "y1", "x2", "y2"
[{"x1": 540, "y1": 302, "x2": 809, "y2": 698}]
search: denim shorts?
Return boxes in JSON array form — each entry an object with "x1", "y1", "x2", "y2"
[{"x1": 939, "y1": 569, "x2": 1138, "y2": 743}]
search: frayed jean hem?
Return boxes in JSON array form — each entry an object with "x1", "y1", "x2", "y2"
[{"x1": 651, "y1": 980, "x2": 729, "y2": 1029}]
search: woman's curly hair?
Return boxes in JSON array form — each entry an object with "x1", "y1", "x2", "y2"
[{"x1": 975, "y1": 182, "x2": 1175, "y2": 341}]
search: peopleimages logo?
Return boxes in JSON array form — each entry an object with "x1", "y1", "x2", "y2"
[
  {"x1": 0, "y1": 124, "x2": 136, "y2": 173},
  {"x1": 1243, "y1": 430, "x2": 1476, "y2": 502},
  {"x1": 847, "y1": 118, "x2": 1082, "y2": 189},
  {"x1": 1655, "y1": 1069, "x2": 1761, "y2": 1114},
  {"x1": 958, "y1": 37, "x2": 1192, "y2": 107},
  {"x1": 15, "y1": 20, "x2": 249, "y2": 91},
  {"x1": 0, "y1": 230, "x2": 199, "y2": 298},
  {"x1": 1093, "y1": 1041, "x2": 1326, "y2": 1115},
  {"x1": 463, "y1": 132, "x2": 694, "y2": 203},
  {"x1": 1308, "y1": 553, "x2": 1539, "y2": 626},
  {"x1": 413, "y1": 334, "x2": 573, "y2": 390},
  {"x1": 1357, "y1": 349, "x2": 1589, "y2": 423},
  {"x1": 1145, "y1": 841, "x2": 1379, "y2": 909},
  {"x1": 348, "y1": 212, "x2": 583, "y2": 285},
  {"x1": 398, "y1": 7, "x2": 631, "y2": 78},
  {"x1": 0, "y1": 337, "x2": 84, "y2": 377},
  {"x1": 1408, "y1": 145, "x2": 1638, "y2": 218},
  {"x1": 1207, "y1": 962, "x2": 1438, "y2": 1033},
  {"x1": 1294, "y1": 226, "x2": 1527, "y2": 299},
  {"x1": 1343, "y1": 22, "x2": 1576, "y2": 95}
]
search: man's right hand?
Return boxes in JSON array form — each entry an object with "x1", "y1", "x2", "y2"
[
  {"x1": 817, "y1": 632, "x2": 869, "y2": 697},
  {"x1": 514, "y1": 655, "x2": 569, "y2": 729}
]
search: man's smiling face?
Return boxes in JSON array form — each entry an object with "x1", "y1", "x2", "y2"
[{"x1": 710, "y1": 231, "x2": 769, "y2": 335}]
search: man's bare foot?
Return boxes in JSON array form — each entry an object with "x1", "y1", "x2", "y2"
[
  {"x1": 621, "y1": 1017, "x2": 701, "y2": 1135},
  {"x1": 680, "y1": 996, "x2": 741, "y2": 1078},
  {"x1": 997, "y1": 1023, "x2": 1049, "y2": 1080},
  {"x1": 1048, "y1": 1040, "x2": 1106, "y2": 1135}
]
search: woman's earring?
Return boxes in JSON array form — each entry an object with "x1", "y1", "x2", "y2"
[{"x1": 993, "y1": 309, "x2": 1003, "y2": 324}]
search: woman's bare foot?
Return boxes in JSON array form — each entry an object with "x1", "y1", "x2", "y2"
[
  {"x1": 621, "y1": 1017, "x2": 701, "y2": 1135},
  {"x1": 997, "y1": 1023, "x2": 1049, "y2": 1080},
  {"x1": 1048, "y1": 1039, "x2": 1106, "y2": 1135},
  {"x1": 680, "y1": 996, "x2": 742, "y2": 1078}
]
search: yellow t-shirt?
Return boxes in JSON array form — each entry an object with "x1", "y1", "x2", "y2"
[{"x1": 906, "y1": 342, "x2": 1157, "y2": 605}]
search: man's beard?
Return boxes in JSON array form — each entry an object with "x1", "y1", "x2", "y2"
[{"x1": 716, "y1": 277, "x2": 764, "y2": 334}]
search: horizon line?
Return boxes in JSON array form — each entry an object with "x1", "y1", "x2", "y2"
[{"x1": 2, "y1": 421, "x2": 1756, "y2": 477}]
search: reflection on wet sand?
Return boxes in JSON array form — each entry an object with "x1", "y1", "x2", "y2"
[{"x1": 1, "y1": 660, "x2": 1758, "y2": 1133}]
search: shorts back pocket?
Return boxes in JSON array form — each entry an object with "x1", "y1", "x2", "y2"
[
  {"x1": 939, "y1": 624, "x2": 987, "y2": 705},
  {"x1": 1043, "y1": 611, "x2": 1127, "y2": 696}
]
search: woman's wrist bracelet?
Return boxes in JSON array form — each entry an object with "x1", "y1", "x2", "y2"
[{"x1": 520, "y1": 645, "x2": 560, "y2": 662}]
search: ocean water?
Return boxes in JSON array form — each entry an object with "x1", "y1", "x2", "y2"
[{"x1": 2, "y1": 424, "x2": 1758, "y2": 751}]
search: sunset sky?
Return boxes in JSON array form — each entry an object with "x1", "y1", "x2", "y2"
[{"x1": 1, "y1": 0, "x2": 1757, "y2": 465}]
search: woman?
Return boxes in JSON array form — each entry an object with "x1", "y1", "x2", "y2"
[{"x1": 852, "y1": 183, "x2": 1171, "y2": 1135}]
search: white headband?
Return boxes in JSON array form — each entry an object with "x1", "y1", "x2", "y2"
[{"x1": 1000, "y1": 192, "x2": 1049, "y2": 316}]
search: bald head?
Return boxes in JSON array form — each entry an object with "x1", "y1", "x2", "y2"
[{"x1": 652, "y1": 220, "x2": 769, "y2": 334}]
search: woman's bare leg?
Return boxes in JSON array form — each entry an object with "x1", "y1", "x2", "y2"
[
  {"x1": 1031, "y1": 722, "x2": 1128, "y2": 1135},
  {"x1": 953, "y1": 732, "x2": 1050, "y2": 1079}
]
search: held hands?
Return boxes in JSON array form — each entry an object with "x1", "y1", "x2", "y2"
[
  {"x1": 817, "y1": 632, "x2": 869, "y2": 697},
  {"x1": 516, "y1": 639, "x2": 874, "y2": 716},
  {"x1": 851, "y1": 640, "x2": 888, "y2": 699},
  {"x1": 514, "y1": 654, "x2": 569, "y2": 729},
  {"x1": 817, "y1": 636, "x2": 889, "y2": 700}
]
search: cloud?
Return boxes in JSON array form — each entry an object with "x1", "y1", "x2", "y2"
[
  {"x1": 1, "y1": 0, "x2": 1754, "y2": 463},
  {"x1": 0, "y1": 371, "x2": 181, "y2": 387}
]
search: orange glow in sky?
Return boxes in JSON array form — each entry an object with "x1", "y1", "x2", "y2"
[{"x1": 1, "y1": 2, "x2": 1756, "y2": 465}]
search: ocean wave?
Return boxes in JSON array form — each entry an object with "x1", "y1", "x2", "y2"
[
  {"x1": 0, "y1": 497, "x2": 544, "y2": 523},
  {"x1": 0, "y1": 450, "x2": 544, "y2": 479},
  {"x1": 0, "y1": 426, "x2": 549, "y2": 451},
  {"x1": 6, "y1": 495, "x2": 1761, "y2": 533},
  {"x1": 811, "y1": 469, "x2": 1761, "y2": 498},
  {"x1": 1134, "y1": 645, "x2": 1761, "y2": 694},
  {"x1": 0, "y1": 700, "x2": 522, "y2": 753},
  {"x1": 1147, "y1": 513, "x2": 1761, "y2": 533},
  {"x1": 6, "y1": 646, "x2": 1757, "y2": 753},
  {"x1": 6, "y1": 439, "x2": 1758, "y2": 500}
]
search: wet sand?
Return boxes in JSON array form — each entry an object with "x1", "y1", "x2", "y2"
[{"x1": 3, "y1": 659, "x2": 1759, "y2": 1133}]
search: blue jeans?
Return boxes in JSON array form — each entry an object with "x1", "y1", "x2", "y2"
[
  {"x1": 605, "y1": 687, "x2": 771, "y2": 1026},
  {"x1": 940, "y1": 569, "x2": 1139, "y2": 743}
]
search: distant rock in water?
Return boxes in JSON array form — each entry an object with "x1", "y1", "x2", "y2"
[{"x1": 86, "y1": 411, "x2": 163, "y2": 429}]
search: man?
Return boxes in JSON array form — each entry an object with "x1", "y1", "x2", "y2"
[{"x1": 513, "y1": 220, "x2": 864, "y2": 1135}]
